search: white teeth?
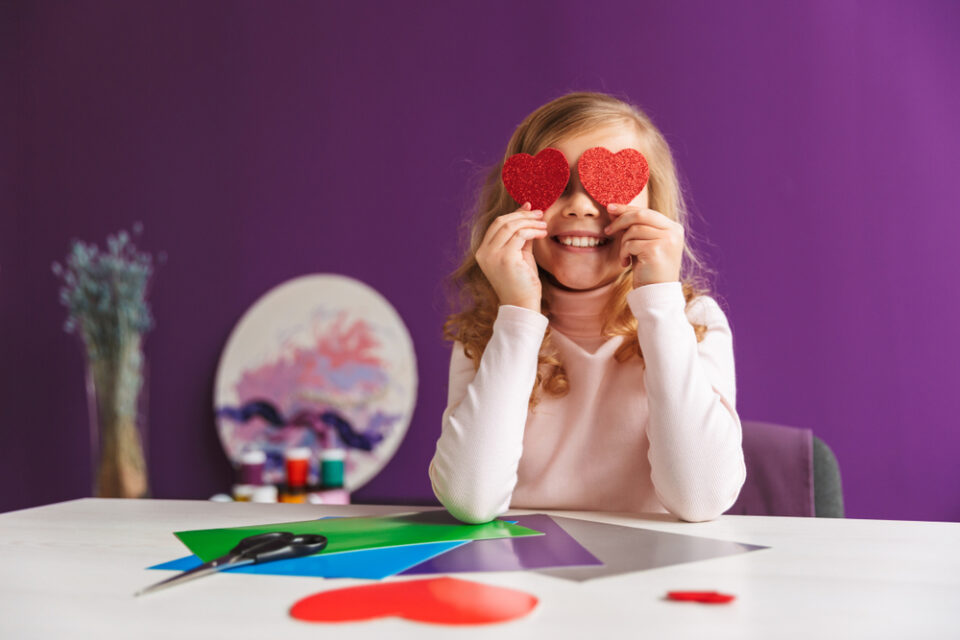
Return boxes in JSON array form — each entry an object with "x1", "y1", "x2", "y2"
[{"x1": 557, "y1": 236, "x2": 605, "y2": 247}]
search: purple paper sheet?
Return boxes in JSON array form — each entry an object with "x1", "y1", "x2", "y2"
[{"x1": 400, "y1": 514, "x2": 601, "y2": 575}]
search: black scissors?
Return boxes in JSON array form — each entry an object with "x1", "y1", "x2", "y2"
[{"x1": 135, "y1": 531, "x2": 328, "y2": 597}]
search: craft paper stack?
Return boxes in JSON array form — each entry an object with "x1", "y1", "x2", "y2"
[{"x1": 151, "y1": 510, "x2": 766, "y2": 581}]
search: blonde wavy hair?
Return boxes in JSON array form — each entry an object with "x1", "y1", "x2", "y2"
[{"x1": 443, "y1": 91, "x2": 715, "y2": 409}]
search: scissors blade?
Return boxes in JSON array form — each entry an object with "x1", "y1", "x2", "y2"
[
  {"x1": 134, "y1": 531, "x2": 325, "y2": 597},
  {"x1": 134, "y1": 554, "x2": 251, "y2": 597}
]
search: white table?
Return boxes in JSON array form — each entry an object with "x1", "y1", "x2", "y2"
[{"x1": 1, "y1": 499, "x2": 958, "y2": 639}]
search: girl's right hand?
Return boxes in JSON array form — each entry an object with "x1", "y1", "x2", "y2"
[{"x1": 475, "y1": 202, "x2": 548, "y2": 312}]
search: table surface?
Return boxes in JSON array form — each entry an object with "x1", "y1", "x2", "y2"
[{"x1": 1, "y1": 499, "x2": 958, "y2": 639}]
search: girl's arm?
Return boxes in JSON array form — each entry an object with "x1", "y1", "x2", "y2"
[
  {"x1": 629, "y1": 282, "x2": 747, "y2": 522},
  {"x1": 429, "y1": 306, "x2": 549, "y2": 524}
]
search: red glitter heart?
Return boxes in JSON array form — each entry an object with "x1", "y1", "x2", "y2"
[
  {"x1": 290, "y1": 577, "x2": 538, "y2": 626},
  {"x1": 577, "y1": 147, "x2": 650, "y2": 207},
  {"x1": 501, "y1": 147, "x2": 570, "y2": 211}
]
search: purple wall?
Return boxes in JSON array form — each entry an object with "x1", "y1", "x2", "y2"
[{"x1": 3, "y1": 1, "x2": 958, "y2": 521}]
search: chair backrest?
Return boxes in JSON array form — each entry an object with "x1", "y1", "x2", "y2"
[
  {"x1": 726, "y1": 420, "x2": 844, "y2": 517},
  {"x1": 812, "y1": 435, "x2": 844, "y2": 517}
]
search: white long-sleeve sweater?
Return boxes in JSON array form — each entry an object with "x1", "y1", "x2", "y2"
[{"x1": 429, "y1": 279, "x2": 746, "y2": 524}]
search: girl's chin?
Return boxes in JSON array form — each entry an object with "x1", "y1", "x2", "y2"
[{"x1": 542, "y1": 270, "x2": 620, "y2": 292}]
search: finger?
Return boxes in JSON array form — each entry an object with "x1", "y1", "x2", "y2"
[
  {"x1": 489, "y1": 218, "x2": 548, "y2": 250},
  {"x1": 605, "y1": 211, "x2": 672, "y2": 236},
  {"x1": 606, "y1": 217, "x2": 671, "y2": 238},
  {"x1": 521, "y1": 235, "x2": 537, "y2": 255},
  {"x1": 482, "y1": 210, "x2": 544, "y2": 247},
  {"x1": 619, "y1": 224, "x2": 665, "y2": 242},
  {"x1": 489, "y1": 208, "x2": 545, "y2": 232},
  {"x1": 505, "y1": 227, "x2": 548, "y2": 253},
  {"x1": 619, "y1": 238, "x2": 657, "y2": 267},
  {"x1": 605, "y1": 206, "x2": 673, "y2": 233}
]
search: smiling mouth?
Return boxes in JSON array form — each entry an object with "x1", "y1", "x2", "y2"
[{"x1": 551, "y1": 236, "x2": 611, "y2": 248}]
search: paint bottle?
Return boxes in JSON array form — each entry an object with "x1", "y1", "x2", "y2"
[
  {"x1": 238, "y1": 450, "x2": 266, "y2": 486},
  {"x1": 232, "y1": 484, "x2": 256, "y2": 502},
  {"x1": 280, "y1": 447, "x2": 311, "y2": 503},
  {"x1": 320, "y1": 448, "x2": 346, "y2": 489},
  {"x1": 306, "y1": 448, "x2": 350, "y2": 505},
  {"x1": 251, "y1": 485, "x2": 278, "y2": 503}
]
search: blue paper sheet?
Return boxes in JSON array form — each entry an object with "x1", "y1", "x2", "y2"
[{"x1": 149, "y1": 540, "x2": 470, "y2": 580}]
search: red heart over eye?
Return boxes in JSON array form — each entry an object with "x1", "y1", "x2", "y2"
[
  {"x1": 577, "y1": 147, "x2": 650, "y2": 207},
  {"x1": 290, "y1": 577, "x2": 539, "y2": 626},
  {"x1": 501, "y1": 147, "x2": 570, "y2": 212}
]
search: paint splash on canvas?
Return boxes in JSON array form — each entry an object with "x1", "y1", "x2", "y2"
[{"x1": 214, "y1": 276, "x2": 417, "y2": 491}]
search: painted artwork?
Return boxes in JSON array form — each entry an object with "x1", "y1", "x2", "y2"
[{"x1": 214, "y1": 274, "x2": 417, "y2": 491}]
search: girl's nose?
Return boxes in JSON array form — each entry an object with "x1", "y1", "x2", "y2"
[
  {"x1": 563, "y1": 191, "x2": 602, "y2": 218},
  {"x1": 562, "y1": 177, "x2": 602, "y2": 217},
  {"x1": 564, "y1": 207, "x2": 600, "y2": 218}
]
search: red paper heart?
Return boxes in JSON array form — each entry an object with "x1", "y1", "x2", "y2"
[
  {"x1": 577, "y1": 147, "x2": 650, "y2": 207},
  {"x1": 290, "y1": 577, "x2": 538, "y2": 626},
  {"x1": 667, "y1": 590, "x2": 736, "y2": 604},
  {"x1": 501, "y1": 147, "x2": 570, "y2": 211}
]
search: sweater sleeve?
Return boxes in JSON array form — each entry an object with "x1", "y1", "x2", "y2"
[
  {"x1": 428, "y1": 305, "x2": 549, "y2": 524},
  {"x1": 628, "y1": 282, "x2": 747, "y2": 522}
]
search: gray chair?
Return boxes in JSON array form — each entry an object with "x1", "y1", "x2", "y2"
[
  {"x1": 727, "y1": 420, "x2": 844, "y2": 518},
  {"x1": 812, "y1": 435, "x2": 844, "y2": 517}
]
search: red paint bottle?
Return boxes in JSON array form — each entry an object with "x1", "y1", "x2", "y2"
[{"x1": 280, "y1": 447, "x2": 311, "y2": 504}]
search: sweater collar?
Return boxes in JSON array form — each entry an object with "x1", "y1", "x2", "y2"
[{"x1": 543, "y1": 278, "x2": 619, "y2": 338}]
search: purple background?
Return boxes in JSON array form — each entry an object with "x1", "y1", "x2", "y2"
[{"x1": 3, "y1": 1, "x2": 958, "y2": 521}]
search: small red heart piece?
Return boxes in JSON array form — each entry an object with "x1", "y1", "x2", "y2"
[
  {"x1": 667, "y1": 590, "x2": 736, "y2": 604},
  {"x1": 577, "y1": 147, "x2": 650, "y2": 207},
  {"x1": 502, "y1": 147, "x2": 570, "y2": 211},
  {"x1": 290, "y1": 577, "x2": 539, "y2": 626}
]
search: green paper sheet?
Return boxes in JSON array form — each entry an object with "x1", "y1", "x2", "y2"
[{"x1": 175, "y1": 510, "x2": 543, "y2": 563}]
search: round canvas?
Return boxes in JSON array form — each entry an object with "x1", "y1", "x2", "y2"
[{"x1": 214, "y1": 274, "x2": 417, "y2": 491}]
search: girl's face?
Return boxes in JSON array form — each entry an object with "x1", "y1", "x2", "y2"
[{"x1": 532, "y1": 123, "x2": 650, "y2": 292}]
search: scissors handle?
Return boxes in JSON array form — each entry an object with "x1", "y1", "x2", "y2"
[{"x1": 233, "y1": 532, "x2": 328, "y2": 563}]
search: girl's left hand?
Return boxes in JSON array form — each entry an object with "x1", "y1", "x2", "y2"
[{"x1": 604, "y1": 203, "x2": 684, "y2": 289}]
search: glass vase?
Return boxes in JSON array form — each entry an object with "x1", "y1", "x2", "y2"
[{"x1": 86, "y1": 335, "x2": 150, "y2": 498}]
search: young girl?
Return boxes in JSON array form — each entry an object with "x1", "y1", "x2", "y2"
[{"x1": 430, "y1": 92, "x2": 745, "y2": 524}]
